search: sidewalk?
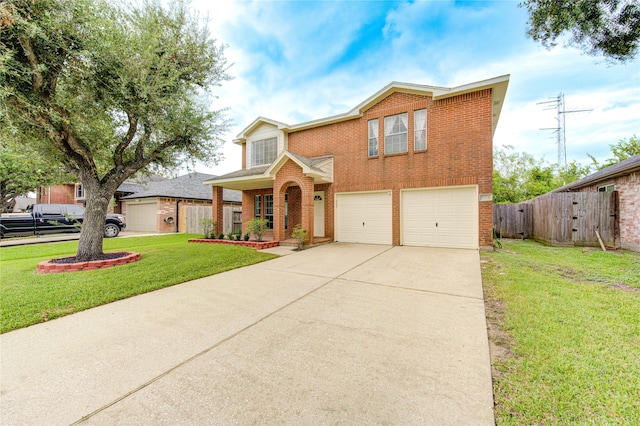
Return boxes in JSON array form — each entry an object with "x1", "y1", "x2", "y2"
[{"x1": 0, "y1": 231, "x2": 162, "y2": 247}]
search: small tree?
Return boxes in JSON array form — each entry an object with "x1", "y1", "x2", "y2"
[
  {"x1": 291, "y1": 224, "x2": 308, "y2": 250},
  {"x1": 245, "y1": 218, "x2": 269, "y2": 242},
  {"x1": 198, "y1": 218, "x2": 217, "y2": 239}
]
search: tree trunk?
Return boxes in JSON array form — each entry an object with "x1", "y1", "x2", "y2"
[{"x1": 75, "y1": 187, "x2": 113, "y2": 261}]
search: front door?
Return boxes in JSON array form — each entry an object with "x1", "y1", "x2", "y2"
[{"x1": 314, "y1": 191, "x2": 325, "y2": 237}]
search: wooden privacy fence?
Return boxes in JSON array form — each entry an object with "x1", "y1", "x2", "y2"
[
  {"x1": 493, "y1": 191, "x2": 619, "y2": 248},
  {"x1": 179, "y1": 205, "x2": 211, "y2": 235},
  {"x1": 179, "y1": 204, "x2": 243, "y2": 235},
  {"x1": 493, "y1": 203, "x2": 533, "y2": 239}
]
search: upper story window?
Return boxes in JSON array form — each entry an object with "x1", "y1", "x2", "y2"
[
  {"x1": 368, "y1": 119, "x2": 379, "y2": 157},
  {"x1": 75, "y1": 184, "x2": 85, "y2": 200},
  {"x1": 414, "y1": 109, "x2": 426, "y2": 151},
  {"x1": 384, "y1": 113, "x2": 408, "y2": 155},
  {"x1": 250, "y1": 137, "x2": 278, "y2": 167}
]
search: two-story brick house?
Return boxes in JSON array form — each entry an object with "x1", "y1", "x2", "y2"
[{"x1": 205, "y1": 75, "x2": 509, "y2": 249}]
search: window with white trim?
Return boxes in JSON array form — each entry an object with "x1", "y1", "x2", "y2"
[
  {"x1": 598, "y1": 184, "x2": 615, "y2": 192},
  {"x1": 368, "y1": 119, "x2": 378, "y2": 157},
  {"x1": 250, "y1": 137, "x2": 278, "y2": 167},
  {"x1": 414, "y1": 109, "x2": 426, "y2": 151},
  {"x1": 254, "y1": 195, "x2": 261, "y2": 218},
  {"x1": 384, "y1": 113, "x2": 408, "y2": 154},
  {"x1": 75, "y1": 184, "x2": 85, "y2": 200},
  {"x1": 264, "y1": 194, "x2": 274, "y2": 229}
]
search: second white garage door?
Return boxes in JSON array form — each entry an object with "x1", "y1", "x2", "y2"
[
  {"x1": 401, "y1": 186, "x2": 478, "y2": 249},
  {"x1": 335, "y1": 191, "x2": 392, "y2": 245},
  {"x1": 124, "y1": 201, "x2": 158, "y2": 232}
]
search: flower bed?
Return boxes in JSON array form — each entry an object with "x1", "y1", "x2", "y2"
[
  {"x1": 188, "y1": 238, "x2": 279, "y2": 250},
  {"x1": 37, "y1": 252, "x2": 141, "y2": 274}
]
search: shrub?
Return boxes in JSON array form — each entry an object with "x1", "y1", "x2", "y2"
[
  {"x1": 198, "y1": 218, "x2": 217, "y2": 239},
  {"x1": 291, "y1": 224, "x2": 308, "y2": 250},
  {"x1": 245, "y1": 218, "x2": 269, "y2": 242},
  {"x1": 218, "y1": 232, "x2": 225, "y2": 239},
  {"x1": 243, "y1": 233, "x2": 250, "y2": 241}
]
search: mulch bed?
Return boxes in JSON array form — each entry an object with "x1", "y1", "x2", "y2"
[
  {"x1": 50, "y1": 252, "x2": 130, "y2": 264},
  {"x1": 188, "y1": 238, "x2": 280, "y2": 250}
]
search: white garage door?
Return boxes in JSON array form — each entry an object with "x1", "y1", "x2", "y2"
[
  {"x1": 124, "y1": 201, "x2": 158, "y2": 232},
  {"x1": 401, "y1": 186, "x2": 478, "y2": 249},
  {"x1": 335, "y1": 191, "x2": 392, "y2": 245}
]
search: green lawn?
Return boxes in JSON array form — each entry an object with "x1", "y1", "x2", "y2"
[
  {"x1": 0, "y1": 234, "x2": 278, "y2": 333},
  {"x1": 481, "y1": 240, "x2": 640, "y2": 425}
]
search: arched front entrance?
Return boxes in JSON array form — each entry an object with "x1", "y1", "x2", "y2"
[{"x1": 273, "y1": 164, "x2": 315, "y2": 244}]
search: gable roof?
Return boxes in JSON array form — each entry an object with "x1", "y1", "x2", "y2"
[
  {"x1": 553, "y1": 155, "x2": 640, "y2": 192},
  {"x1": 233, "y1": 75, "x2": 510, "y2": 143},
  {"x1": 265, "y1": 151, "x2": 333, "y2": 182},
  {"x1": 203, "y1": 152, "x2": 334, "y2": 190},
  {"x1": 121, "y1": 172, "x2": 241, "y2": 202}
]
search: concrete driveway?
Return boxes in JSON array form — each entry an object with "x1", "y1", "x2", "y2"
[{"x1": 0, "y1": 243, "x2": 494, "y2": 425}]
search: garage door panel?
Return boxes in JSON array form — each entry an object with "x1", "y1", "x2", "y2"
[
  {"x1": 401, "y1": 186, "x2": 478, "y2": 249},
  {"x1": 336, "y1": 192, "x2": 392, "y2": 245},
  {"x1": 125, "y1": 202, "x2": 157, "y2": 232}
]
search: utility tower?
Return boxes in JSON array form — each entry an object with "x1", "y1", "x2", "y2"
[{"x1": 538, "y1": 93, "x2": 592, "y2": 170}]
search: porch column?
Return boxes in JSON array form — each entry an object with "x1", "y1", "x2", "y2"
[
  {"x1": 211, "y1": 186, "x2": 224, "y2": 235},
  {"x1": 273, "y1": 191, "x2": 285, "y2": 241},
  {"x1": 302, "y1": 184, "x2": 314, "y2": 245}
]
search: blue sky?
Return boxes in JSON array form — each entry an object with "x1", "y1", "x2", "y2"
[{"x1": 190, "y1": 0, "x2": 640, "y2": 175}]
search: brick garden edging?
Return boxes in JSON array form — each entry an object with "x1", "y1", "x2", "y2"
[
  {"x1": 188, "y1": 239, "x2": 280, "y2": 250},
  {"x1": 36, "y1": 252, "x2": 141, "y2": 274}
]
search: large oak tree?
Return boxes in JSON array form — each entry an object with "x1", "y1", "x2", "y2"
[
  {"x1": 1, "y1": 0, "x2": 230, "y2": 260},
  {"x1": 523, "y1": 0, "x2": 640, "y2": 62}
]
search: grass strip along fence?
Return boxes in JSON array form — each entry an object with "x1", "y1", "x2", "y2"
[{"x1": 482, "y1": 239, "x2": 639, "y2": 424}]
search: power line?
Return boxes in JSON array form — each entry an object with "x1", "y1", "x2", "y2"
[{"x1": 537, "y1": 93, "x2": 593, "y2": 171}]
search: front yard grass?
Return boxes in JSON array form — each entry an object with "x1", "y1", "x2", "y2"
[
  {"x1": 0, "y1": 234, "x2": 278, "y2": 333},
  {"x1": 481, "y1": 239, "x2": 640, "y2": 424}
]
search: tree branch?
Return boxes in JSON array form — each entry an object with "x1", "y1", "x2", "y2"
[
  {"x1": 114, "y1": 113, "x2": 138, "y2": 167},
  {"x1": 46, "y1": 102, "x2": 98, "y2": 176},
  {"x1": 18, "y1": 37, "x2": 43, "y2": 91}
]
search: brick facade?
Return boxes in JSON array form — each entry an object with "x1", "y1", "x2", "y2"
[
  {"x1": 211, "y1": 79, "x2": 506, "y2": 249},
  {"x1": 284, "y1": 91, "x2": 494, "y2": 247},
  {"x1": 37, "y1": 184, "x2": 123, "y2": 214},
  {"x1": 37, "y1": 185, "x2": 79, "y2": 205},
  {"x1": 575, "y1": 172, "x2": 640, "y2": 252}
]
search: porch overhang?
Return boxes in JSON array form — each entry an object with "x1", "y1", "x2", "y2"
[
  {"x1": 204, "y1": 175, "x2": 274, "y2": 191},
  {"x1": 203, "y1": 152, "x2": 334, "y2": 191}
]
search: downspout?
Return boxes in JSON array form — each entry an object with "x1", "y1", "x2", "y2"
[{"x1": 175, "y1": 199, "x2": 181, "y2": 233}]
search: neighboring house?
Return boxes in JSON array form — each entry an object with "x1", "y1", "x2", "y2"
[
  {"x1": 205, "y1": 76, "x2": 509, "y2": 249},
  {"x1": 121, "y1": 172, "x2": 242, "y2": 234},
  {"x1": 37, "y1": 181, "x2": 146, "y2": 214},
  {"x1": 552, "y1": 155, "x2": 640, "y2": 252}
]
